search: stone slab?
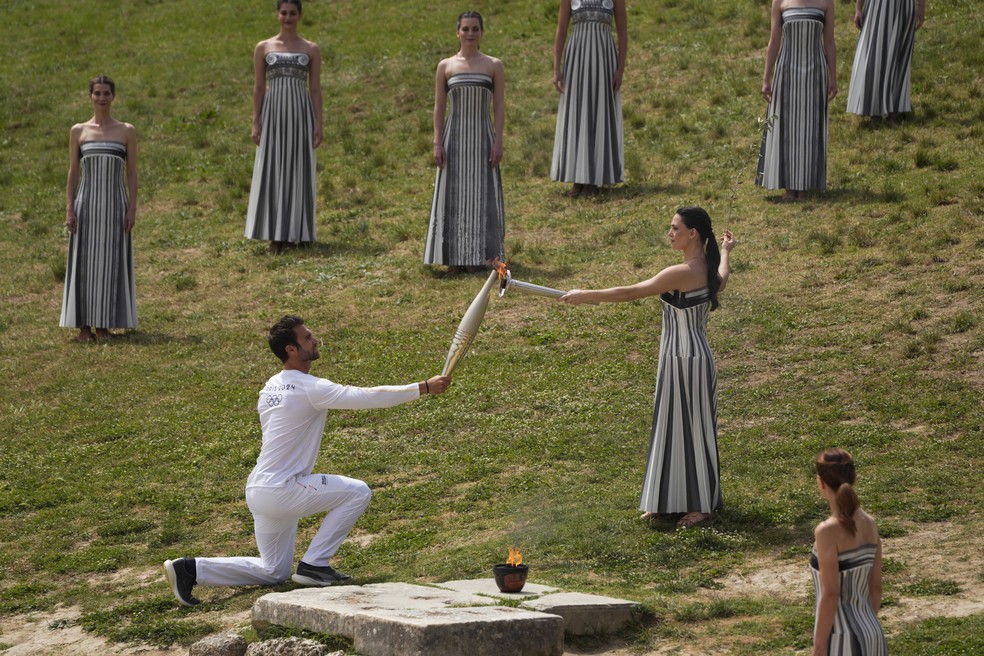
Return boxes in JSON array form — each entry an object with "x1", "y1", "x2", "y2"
[
  {"x1": 520, "y1": 592, "x2": 640, "y2": 636},
  {"x1": 354, "y1": 606, "x2": 563, "y2": 656},
  {"x1": 252, "y1": 583, "x2": 564, "y2": 656},
  {"x1": 436, "y1": 577, "x2": 559, "y2": 599}
]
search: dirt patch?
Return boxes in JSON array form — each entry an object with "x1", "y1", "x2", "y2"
[
  {"x1": 878, "y1": 522, "x2": 984, "y2": 628},
  {"x1": 0, "y1": 606, "x2": 184, "y2": 656}
]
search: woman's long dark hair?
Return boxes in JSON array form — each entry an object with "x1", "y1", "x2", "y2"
[
  {"x1": 676, "y1": 206, "x2": 720, "y2": 310},
  {"x1": 815, "y1": 448, "x2": 861, "y2": 536}
]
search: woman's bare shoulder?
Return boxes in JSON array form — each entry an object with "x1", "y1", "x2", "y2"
[
  {"x1": 814, "y1": 516, "x2": 840, "y2": 539},
  {"x1": 301, "y1": 38, "x2": 320, "y2": 56},
  {"x1": 856, "y1": 509, "x2": 880, "y2": 540}
]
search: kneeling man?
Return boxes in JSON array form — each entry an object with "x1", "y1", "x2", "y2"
[{"x1": 165, "y1": 315, "x2": 450, "y2": 606}]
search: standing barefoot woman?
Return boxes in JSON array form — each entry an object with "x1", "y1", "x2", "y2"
[
  {"x1": 245, "y1": 0, "x2": 323, "y2": 254},
  {"x1": 424, "y1": 11, "x2": 506, "y2": 274},
  {"x1": 561, "y1": 207, "x2": 735, "y2": 528},
  {"x1": 61, "y1": 75, "x2": 138, "y2": 342}
]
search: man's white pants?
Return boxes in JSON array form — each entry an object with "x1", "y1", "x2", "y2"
[{"x1": 196, "y1": 474, "x2": 371, "y2": 586}]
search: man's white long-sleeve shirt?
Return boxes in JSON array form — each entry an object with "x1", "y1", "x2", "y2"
[{"x1": 246, "y1": 369, "x2": 419, "y2": 490}]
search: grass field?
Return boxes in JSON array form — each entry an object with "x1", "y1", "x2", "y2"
[{"x1": 0, "y1": 0, "x2": 981, "y2": 653}]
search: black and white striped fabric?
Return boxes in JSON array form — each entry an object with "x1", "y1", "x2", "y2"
[
  {"x1": 550, "y1": 0, "x2": 624, "y2": 186},
  {"x1": 756, "y1": 7, "x2": 829, "y2": 192},
  {"x1": 639, "y1": 288, "x2": 722, "y2": 515},
  {"x1": 810, "y1": 544, "x2": 888, "y2": 655},
  {"x1": 60, "y1": 141, "x2": 137, "y2": 330},
  {"x1": 847, "y1": 0, "x2": 917, "y2": 116},
  {"x1": 424, "y1": 73, "x2": 505, "y2": 266},
  {"x1": 245, "y1": 52, "x2": 316, "y2": 244}
]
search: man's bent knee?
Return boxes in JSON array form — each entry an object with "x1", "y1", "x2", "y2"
[
  {"x1": 357, "y1": 481, "x2": 372, "y2": 505},
  {"x1": 265, "y1": 559, "x2": 295, "y2": 582}
]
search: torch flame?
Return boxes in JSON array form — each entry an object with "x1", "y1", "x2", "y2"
[
  {"x1": 506, "y1": 547, "x2": 523, "y2": 567},
  {"x1": 491, "y1": 257, "x2": 509, "y2": 280}
]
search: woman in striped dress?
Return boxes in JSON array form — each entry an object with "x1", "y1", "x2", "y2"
[
  {"x1": 551, "y1": 0, "x2": 627, "y2": 197},
  {"x1": 61, "y1": 75, "x2": 138, "y2": 343},
  {"x1": 847, "y1": 0, "x2": 926, "y2": 120},
  {"x1": 811, "y1": 448, "x2": 886, "y2": 655},
  {"x1": 424, "y1": 12, "x2": 505, "y2": 273},
  {"x1": 757, "y1": 0, "x2": 837, "y2": 201},
  {"x1": 560, "y1": 208, "x2": 736, "y2": 529},
  {"x1": 246, "y1": 0, "x2": 323, "y2": 254}
]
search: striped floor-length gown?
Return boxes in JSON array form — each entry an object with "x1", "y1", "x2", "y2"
[
  {"x1": 810, "y1": 545, "x2": 888, "y2": 655},
  {"x1": 756, "y1": 7, "x2": 829, "y2": 192},
  {"x1": 639, "y1": 289, "x2": 722, "y2": 515},
  {"x1": 60, "y1": 141, "x2": 137, "y2": 330},
  {"x1": 550, "y1": 0, "x2": 624, "y2": 186},
  {"x1": 424, "y1": 73, "x2": 505, "y2": 266},
  {"x1": 847, "y1": 0, "x2": 917, "y2": 116},
  {"x1": 246, "y1": 52, "x2": 316, "y2": 245}
]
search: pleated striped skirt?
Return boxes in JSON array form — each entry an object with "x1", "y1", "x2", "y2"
[
  {"x1": 60, "y1": 141, "x2": 137, "y2": 330},
  {"x1": 424, "y1": 73, "x2": 505, "y2": 266},
  {"x1": 756, "y1": 8, "x2": 829, "y2": 192},
  {"x1": 245, "y1": 52, "x2": 316, "y2": 244},
  {"x1": 639, "y1": 289, "x2": 721, "y2": 515},
  {"x1": 847, "y1": 0, "x2": 917, "y2": 116},
  {"x1": 551, "y1": 9, "x2": 624, "y2": 186}
]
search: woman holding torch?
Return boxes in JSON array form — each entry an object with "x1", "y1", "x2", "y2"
[{"x1": 560, "y1": 207, "x2": 735, "y2": 528}]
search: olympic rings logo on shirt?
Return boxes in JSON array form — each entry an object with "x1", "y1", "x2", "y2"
[{"x1": 266, "y1": 394, "x2": 283, "y2": 407}]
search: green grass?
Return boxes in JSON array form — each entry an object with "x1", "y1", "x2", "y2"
[
  {"x1": 898, "y1": 578, "x2": 963, "y2": 597},
  {"x1": 1, "y1": 0, "x2": 982, "y2": 653},
  {"x1": 889, "y1": 615, "x2": 984, "y2": 655}
]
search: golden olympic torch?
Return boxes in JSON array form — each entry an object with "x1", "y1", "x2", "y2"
[{"x1": 441, "y1": 271, "x2": 499, "y2": 376}]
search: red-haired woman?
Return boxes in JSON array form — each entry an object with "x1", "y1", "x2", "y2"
[{"x1": 811, "y1": 448, "x2": 886, "y2": 655}]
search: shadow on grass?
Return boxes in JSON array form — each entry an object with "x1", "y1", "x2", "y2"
[
  {"x1": 250, "y1": 238, "x2": 389, "y2": 260},
  {"x1": 419, "y1": 262, "x2": 576, "y2": 284},
  {"x1": 763, "y1": 187, "x2": 911, "y2": 205},
  {"x1": 502, "y1": 261, "x2": 576, "y2": 284},
  {"x1": 104, "y1": 332, "x2": 205, "y2": 347},
  {"x1": 641, "y1": 506, "x2": 816, "y2": 550},
  {"x1": 198, "y1": 584, "x2": 272, "y2": 608},
  {"x1": 422, "y1": 265, "x2": 494, "y2": 280},
  {"x1": 852, "y1": 111, "x2": 933, "y2": 130},
  {"x1": 601, "y1": 182, "x2": 689, "y2": 200},
  {"x1": 714, "y1": 507, "x2": 816, "y2": 548},
  {"x1": 306, "y1": 239, "x2": 389, "y2": 258}
]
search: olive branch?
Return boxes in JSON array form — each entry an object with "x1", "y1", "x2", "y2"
[{"x1": 727, "y1": 112, "x2": 777, "y2": 230}]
